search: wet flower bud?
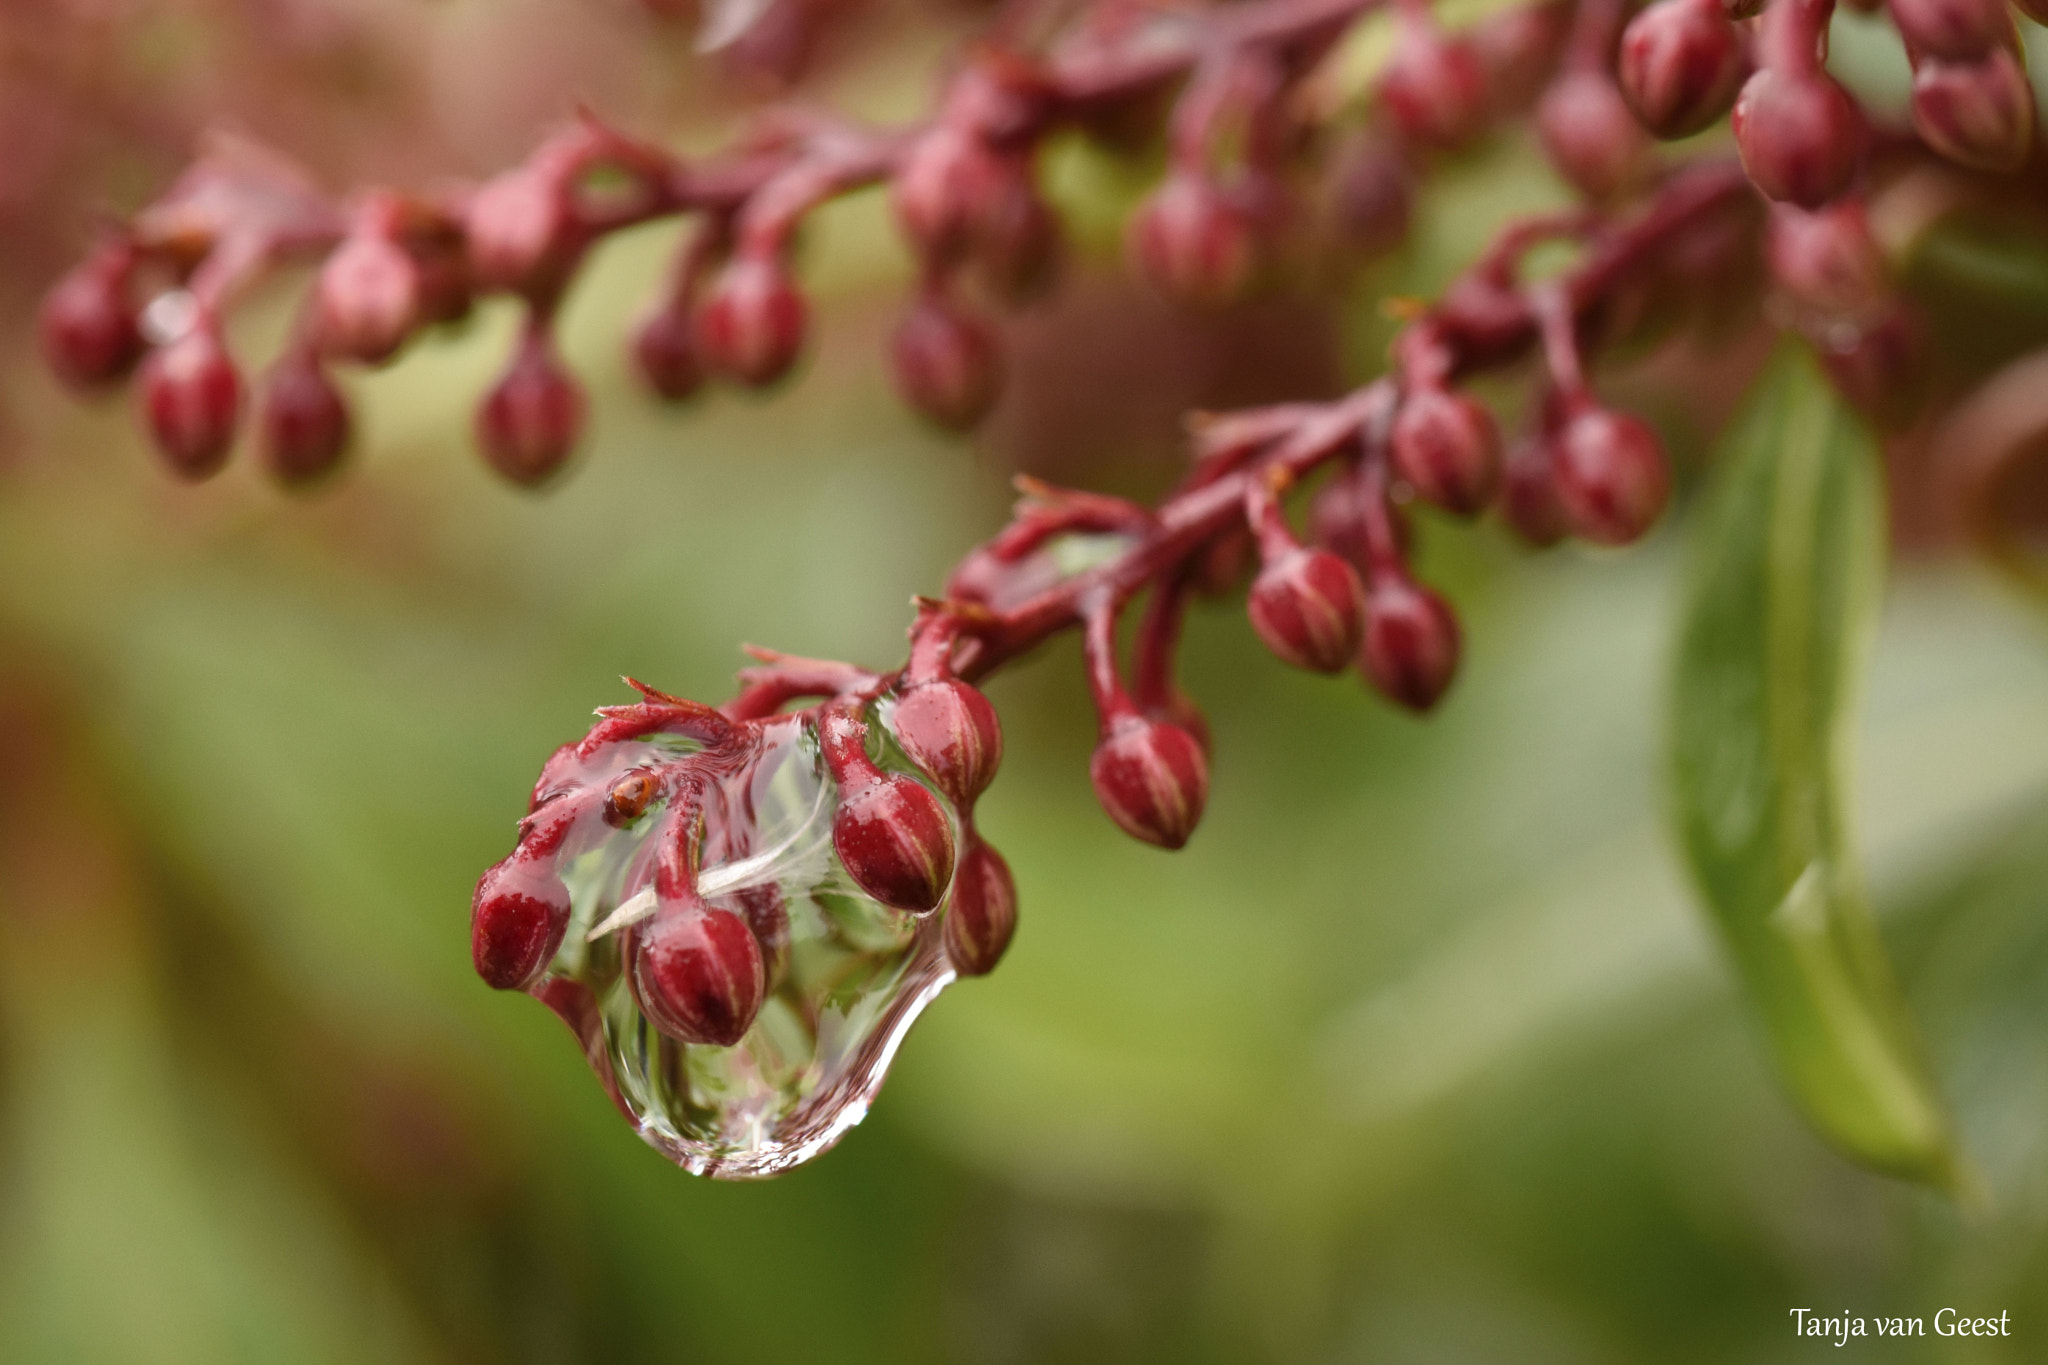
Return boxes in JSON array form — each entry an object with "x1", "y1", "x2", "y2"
[
  {"x1": 1360, "y1": 571, "x2": 1461, "y2": 711},
  {"x1": 472, "y1": 856, "x2": 572, "y2": 991},
  {"x1": 629, "y1": 905, "x2": 767, "y2": 1046},
  {"x1": 631, "y1": 305, "x2": 704, "y2": 402},
  {"x1": 891, "y1": 678, "x2": 1003, "y2": 809},
  {"x1": 1537, "y1": 71, "x2": 1652, "y2": 201},
  {"x1": 1391, "y1": 386, "x2": 1502, "y2": 516},
  {"x1": 944, "y1": 834, "x2": 1017, "y2": 977},
  {"x1": 1377, "y1": 24, "x2": 1490, "y2": 149},
  {"x1": 1128, "y1": 173, "x2": 1257, "y2": 309},
  {"x1": 1501, "y1": 437, "x2": 1568, "y2": 546},
  {"x1": 477, "y1": 336, "x2": 584, "y2": 486},
  {"x1": 467, "y1": 170, "x2": 574, "y2": 294},
  {"x1": 1247, "y1": 547, "x2": 1367, "y2": 674},
  {"x1": 315, "y1": 234, "x2": 421, "y2": 364},
  {"x1": 140, "y1": 326, "x2": 243, "y2": 480},
  {"x1": 1551, "y1": 407, "x2": 1670, "y2": 545},
  {"x1": 1732, "y1": 69, "x2": 1863, "y2": 207},
  {"x1": 1618, "y1": 0, "x2": 1747, "y2": 139},
  {"x1": 833, "y1": 771, "x2": 958, "y2": 913},
  {"x1": 257, "y1": 355, "x2": 350, "y2": 487},
  {"x1": 1765, "y1": 201, "x2": 1887, "y2": 316},
  {"x1": 694, "y1": 253, "x2": 807, "y2": 387},
  {"x1": 39, "y1": 256, "x2": 142, "y2": 390},
  {"x1": 1089, "y1": 713, "x2": 1209, "y2": 850},
  {"x1": 1888, "y1": 0, "x2": 2011, "y2": 59},
  {"x1": 1911, "y1": 47, "x2": 2035, "y2": 173},
  {"x1": 891, "y1": 296, "x2": 1003, "y2": 430}
]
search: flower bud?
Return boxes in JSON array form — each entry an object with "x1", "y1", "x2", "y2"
[
  {"x1": 1817, "y1": 304, "x2": 1923, "y2": 419},
  {"x1": 892, "y1": 127, "x2": 1005, "y2": 264},
  {"x1": 1537, "y1": 71, "x2": 1652, "y2": 201},
  {"x1": 628, "y1": 905, "x2": 767, "y2": 1046},
  {"x1": 1330, "y1": 137, "x2": 1414, "y2": 260},
  {"x1": 1888, "y1": 0, "x2": 2011, "y2": 59},
  {"x1": 472, "y1": 856, "x2": 572, "y2": 990},
  {"x1": 1551, "y1": 407, "x2": 1670, "y2": 545},
  {"x1": 257, "y1": 355, "x2": 350, "y2": 486},
  {"x1": 733, "y1": 885, "x2": 791, "y2": 990},
  {"x1": 39, "y1": 256, "x2": 141, "y2": 390},
  {"x1": 631, "y1": 304, "x2": 704, "y2": 402},
  {"x1": 1732, "y1": 69, "x2": 1863, "y2": 207},
  {"x1": 976, "y1": 176, "x2": 1062, "y2": 304},
  {"x1": 315, "y1": 234, "x2": 421, "y2": 364},
  {"x1": 477, "y1": 336, "x2": 584, "y2": 486},
  {"x1": 1765, "y1": 201, "x2": 1887, "y2": 316},
  {"x1": 944, "y1": 834, "x2": 1017, "y2": 977},
  {"x1": 833, "y1": 771, "x2": 958, "y2": 913},
  {"x1": 1500, "y1": 437, "x2": 1568, "y2": 547},
  {"x1": 140, "y1": 327, "x2": 242, "y2": 480},
  {"x1": 1470, "y1": 0, "x2": 1571, "y2": 114},
  {"x1": 1618, "y1": 0, "x2": 1747, "y2": 139},
  {"x1": 1391, "y1": 386, "x2": 1502, "y2": 516},
  {"x1": 1089, "y1": 713, "x2": 1209, "y2": 850},
  {"x1": 466, "y1": 170, "x2": 574, "y2": 294},
  {"x1": 891, "y1": 296, "x2": 1003, "y2": 430},
  {"x1": 694, "y1": 253, "x2": 807, "y2": 387},
  {"x1": 1376, "y1": 24, "x2": 1490, "y2": 149},
  {"x1": 1911, "y1": 47, "x2": 2035, "y2": 173},
  {"x1": 891, "y1": 678, "x2": 1003, "y2": 809},
  {"x1": 1360, "y1": 571, "x2": 1461, "y2": 711},
  {"x1": 1128, "y1": 173, "x2": 1257, "y2": 309},
  {"x1": 1247, "y1": 547, "x2": 1367, "y2": 674}
]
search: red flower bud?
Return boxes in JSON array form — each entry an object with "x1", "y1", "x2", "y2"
[
  {"x1": 694, "y1": 253, "x2": 807, "y2": 387},
  {"x1": 1360, "y1": 571, "x2": 1461, "y2": 712},
  {"x1": 1888, "y1": 0, "x2": 2011, "y2": 60},
  {"x1": 1330, "y1": 137, "x2": 1414, "y2": 260},
  {"x1": 1537, "y1": 71, "x2": 1652, "y2": 201},
  {"x1": 891, "y1": 295, "x2": 1003, "y2": 430},
  {"x1": 466, "y1": 170, "x2": 574, "y2": 294},
  {"x1": 1500, "y1": 437, "x2": 1569, "y2": 547},
  {"x1": 975, "y1": 175, "x2": 1062, "y2": 305},
  {"x1": 472, "y1": 856, "x2": 572, "y2": 991},
  {"x1": 1469, "y1": 0, "x2": 1571, "y2": 115},
  {"x1": 257, "y1": 355, "x2": 351, "y2": 487},
  {"x1": 315, "y1": 234, "x2": 421, "y2": 364},
  {"x1": 944, "y1": 834, "x2": 1017, "y2": 977},
  {"x1": 628, "y1": 905, "x2": 767, "y2": 1046},
  {"x1": 477, "y1": 334, "x2": 584, "y2": 486},
  {"x1": 631, "y1": 305, "x2": 705, "y2": 402},
  {"x1": 1618, "y1": 0, "x2": 1747, "y2": 139},
  {"x1": 732, "y1": 885, "x2": 790, "y2": 990},
  {"x1": 140, "y1": 326, "x2": 243, "y2": 480},
  {"x1": 1128, "y1": 173, "x2": 1257, "y2": 309},
  {"x1": 1247, "y1": 547, "x2": 1367, "y2": 674},
  {"x1": 1765, "y1": 201, "x2": 1887, "y2": 316},
  {"x1": 891, "y1": 678, "x2": 1003, "y2": 809},
  {"x1": 1391, "y1": 385, "x2": 1502, "y2": 516},
  {"x1": 1551, "y1": 407, "x2": 1670, "y2": 545},
  {"x1": 39, "y1": 254, "x2": 142, "y2": 390},
  {"x1": 1377, "y1": 24, "x2": 1490, "y2": 149},
  {"x1": 892, "y1": 127, "x2": 1007, "y2": 264},
  {"x1": 1911, "y1": 47, "x2": 2035, "y2": 173},
  {"x1": 1817, "y1": 304, "x2": 1923, "y2": 418},
  {"x1": 1089, "y1": 713, "x2": 1209, "y2": 850},
  {"x1": 1732, "y1": 69, "x2": 1863, "y2": 207},
  {"x1": 833, "y1": 771, "x2": 958, "y2": 913}
]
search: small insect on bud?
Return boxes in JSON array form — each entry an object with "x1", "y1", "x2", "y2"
[
  {"x1": 466, "y1": 170, "x2": 575, "y2": 295},
  {"x1": 628, "y1": 905, "x2": 767, "y2": 1046},
  {"x1": 944, "y1": 834, "x2": 1018, "y2": 977},
  {"x1": 1766, "y1": 201, "x2": 1887, "y2": 317},
  {"x1": 1888, "y1": 0, "x2": 2012, "y2": 60},
  {"x1": 832, "y1": 769, "x2": 958, "y2": 914},
  {"x1": 694, "y1": 253, "x2": 807, "y2": 387},
  {"x1": 1376, "y1": 22, "x2": 1490, "y2": 149},
  {"x1": 39, "y1": 253, "x2": 142, "y2": 390},
  {"x1": 1732, "y1": 69, "x2": 1863, "y2": 208},
  {"x1": 1911, "y1": 47, "x2": 2035, "y2": 173},
  {"x1": 1360, "y1": 570, "x2": 1462, "y2": 712},
  {"x1": 891, "y1": 295, "x2": 1004, "y2": 431},
  {"x1": 315, "y1": 233, "x2": 421, "y2": 364},
  {"x1": 1089, "y1": 713, "x2": 1209, "y2": 850},
  {"x1": 477, "y1": 333, "x2": 584, "y2": 486},
  {"x1": 631, "y1": 305, "x2": 704, "y2": 402},
  {"x1": 1247, "y1": 547, "x2": 1368, "y2": 674},
  {"x1": 256, "y1": 354, "x2": 350, "y2": 487},
  {"x1": 1617, "y1": 0, "x2": 1747, "y2": 139},
  {"x1": 140, "y1": 325, "x2": 243, "y2": 480},
  {"x1": 472, "y1": 856, "x2": 572, "y2": 991},
  {"x1": 1128, "y1": 173, "x2": 1257, "y2": 309},
  {"x1": 1537, "y1": 71, "x2": 1652, "y2": 202},
  {"x1": 1551, "y1": 407, "x2": 1671, "y2": 546},
  {"x1": 602, "y1": 768, "x2": 660, "y2": 827},
  {"x1": 1391, "y1": 385, "x2": 1503, "y2": 516},
  {"x1": 1500, "y1": 437, "x2": 1569, "y2": 547},
  {"x1": 891, "y1": 678, "x2": 1004, "y2": 809}
]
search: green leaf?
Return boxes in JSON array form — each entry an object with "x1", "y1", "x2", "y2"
[{"x1": 1670, "y1": 346, "x2": 1961, "y2": 1188}]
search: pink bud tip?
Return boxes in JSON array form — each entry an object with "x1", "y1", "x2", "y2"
[
  {"x1": 140, "y1": 327, "x2": 243, "y2": 480},
  {"x1": 257, "y1": 356, "x2": 351, "y2": 487},
  {"x1": 695, "y1": 254, "x2": 807, "y2": 387},
  {"x1": 1361, "y1": 572, "x2": 1462, "y2": 712},
  {"x1": 1390, "y1": 386, "x2": 1503, "y2": 516},
  {"x1": 1537, "y1": 71, "x2": 1651, "y2": 202},
  {"x1": 1732, "y1": 69, "x2": 1863, "y2": 208},
  {"x1": 472, "y1": 857, "x2": 572, "y2": 991},
  {"x1": 39, "y1": 260, "x2": 141, "y2": 390},
  {"x1": 944, "y1": 835, "x2": 1018, "y2": 977},
  {"x1": 1618, "y1": 0, "x2": 1747, "y2": 140},
  {"x1": 466, "y1": 171, "x2": 573, "y2": 294},
  {"x1": 1911, "y1": 47, "x2": 2035, "y2": 174},
  {"x1": 891, "y1": 678, "x2": 1004, "y2": 809},
  {"x1": 632, "y1": 305, "x2": 705, "y2": 402},
  {"x1": 1089, "y1": 714, "x2": 1209, "y2": 850},
  {"x1": 1248, "y1": 547, "x2": 1368, "y2": 674},
  {"x1": 891, "y1": 296, "x2": 1004, "y2": 431},
  {"x1": 628, "y1": 906, "x2": 767, "y2": 1046},
  {"x1": 1128, "y1": 174, "x2": 1257, "y2": 309},
  {"x1": 1888, "y1": 0, "x2": 2012, "y2": 61},
  {"x1": 832, "y1": 771, "x2": 958, "y2": 913},
  {"x1": 477, "y1": 337, "x2": 584, "y2": 486},
  {"x1": 1376, "y1": 25, "x2": 1490, "y2": 149},
  {"x1": 1551, "y1": 408, "x2": 1671, "y2": 546},
  {"x1": 316, "y1": 235, "x2": 421, "y2": 364}
]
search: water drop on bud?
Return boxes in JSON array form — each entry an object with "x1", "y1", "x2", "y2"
[
  {"x1": 628, "y1": 906, "x2": 767, "y2": 1046},
  {"x1": 632, "y1": 305, "x2": 704, "y2": 402},
  {"x1": 39, "y1": 255, "x2": 142, "y2": 390},
  {"x1": 1911, "y1": 47, "x2": 2035, "y2": 173},
  {"x1": 315, "y1": 234, "x2": 421, "y2": 364},
  {"x1": 1618, "y1": 0, "x2": 1747, "y2": 139},
  {"x1": 944, "y1": 834, "x2": 1018, "y2": 977},
  {"x1": 1888, "y1": 0, "x2": 2012, "y2": 60},
  {"x1": 477, "y1": 335, "x2": 584, "y2": 486},
  {"x1": 1537, "y1": 71, "x2": 1652, "y2": 201},
  {"x1": 1765, "y1": 201, "x2": 1887, "y2": 316},
  {"x1": 257, "y1": 355, "x2": 350, "y2": 486},
  {"x1": 891, "y1": 678, "x2": 1003, "y2": 809},
  {"x1": 1391, "y1": 386, "x2": 1502, "y2": 516},
  {"x1": 1501, "y1": 437, "x2": 1569, "y2": 547},
  {"x1": 695, "y1": 253, "x2": 807, "y2": 387},
  {"x1": 1732, "y1": 69, "x2": 1863, "y2": 207},
  {"x1": 472, "y1": 856, "x2": 572, "y2": 991},
  {"x1": 833, "y1": 771, "x2": 958, "y2": 913},
  {"x1": 467, "y1": 170, "x2": 574, "y2": 294},
  {"x1": 1551, "y1": 407, "x2": 1670, "y2": 545},
  {"x1": 1247, "y1": 547, "x2": 1368, "y2": 674},
  {"x1": 1089, "y1": 713, "x2": 1209, "y2": 850},
  {"x1": 140, "y1": 326, "x2": 243, "y2": 480},
  {"x1": 1360, "y1": 571, "x2": 1461, "y2": 711},
  {"x1": 1129, "y1": 173, "x2": 1257, "y2": 309},
  {"x1": 891, "y1": 296, "x2": 1003, "y2": 430},
  {"x1": 1376, "y1": 24, "x2": 1490, "y2": 149}
]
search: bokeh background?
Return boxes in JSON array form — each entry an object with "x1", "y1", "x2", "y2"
[{"x1": 5, "y1": 2, "x2": 2048, "y2": 1361}]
